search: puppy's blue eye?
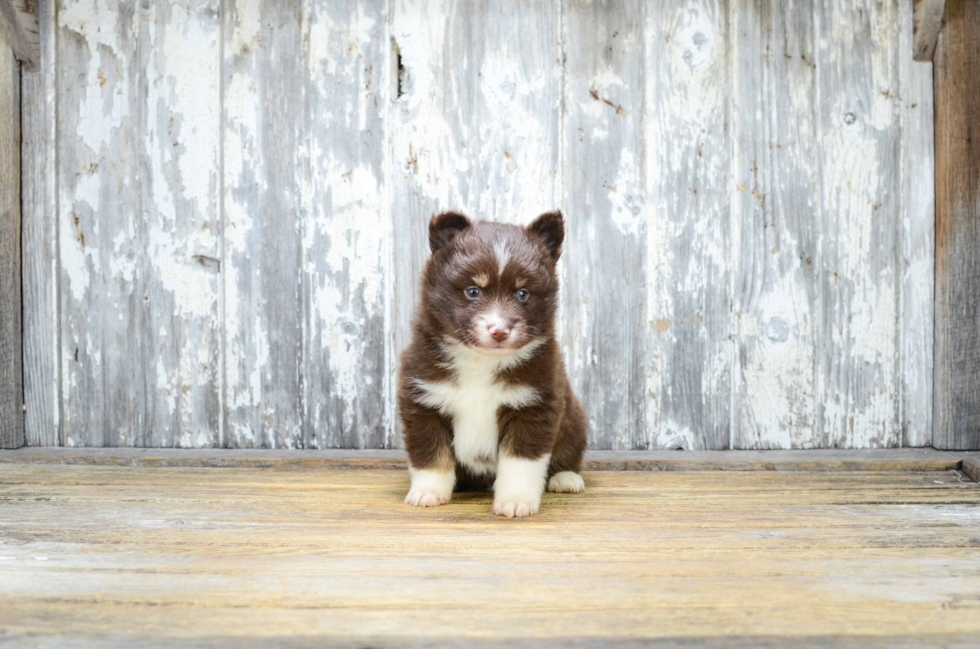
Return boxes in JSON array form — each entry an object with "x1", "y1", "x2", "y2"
[
  {"x1": 465, "y1": 287, "x2": 481, "y2": 299},
  {"x1": 516, "y1": 289, "x2": 529, "y2": 301}
]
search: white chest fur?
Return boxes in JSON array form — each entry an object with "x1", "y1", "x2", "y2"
[{"x1": 411, "y1": 340, "x2": 542, "y2": 475}]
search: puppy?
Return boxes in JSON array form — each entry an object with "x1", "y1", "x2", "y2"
[{"x1": 398, "y1": 210, "x2": 588, "y2": 518}]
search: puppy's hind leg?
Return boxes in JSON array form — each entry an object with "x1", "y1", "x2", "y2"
[
  {"x1": 548, "y1": 471, "x2": 585, "y2": 493},
  {"x1": 547, "y1": 390, "x2": 588, "y2": 494}
]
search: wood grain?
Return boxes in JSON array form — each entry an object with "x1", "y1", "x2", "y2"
[
  {"x1": 17, "y1": 0, "x2": 948, "y2": 450},
  {"x1": 0, "y1": 447, "x2": 974, "y2": 473},
  {"x1": 644, "y1": 0, "x2": 731, "y2": 450},
  {"x1": 731, "y1": 0, "x2": 819, "y2": 449},
  {"x1": 962, "y1": 457, "x2": 980, "y2": 482},
  {"x1": 562, "y1": 0, "x2": 647, "y2": 450},
  {"x1": 301, "y1": 0, "x2": 391, "y2": 449},
  {"x1": 222, "y1": 0, "x2": 305, "y2": 449},
  {"x1": 814, "y1": 0, "x2": 903, "y2": 448},
  {"x1": 1, "y1": 464, "x2": 979, "y2": 643},
  {"x1": 0, "y1": 18, "x2": 23, "y2": 449},
  {"x1": 55, "y1": 0, "x2": 222, "y2": 448},
  {"x1": 0, "y1": 0, "x2": 40, "y2": 71},
  {"x1": 222, "y1": 0, "x2": 393, "y2": 450},
  {"x1": 21, "y1": 0, "x2": 60, "y2": 447},
  {"x1": 933, "y1": 0, "x2": 980, "y2": 450},
  {"x1": 901, "y1": 12, "x2": 936, "y2": 447},
  {"x1": 138, "y1": 0, "x2": 222, "y2": 447},
  {"x1": 913, "y1": 0, "x2": 946, "y2": 61},
  {"x1": 933, "y1": 1, "x2": 980, "y2": 449},
  {"x1": 57, "y1": 0, "x2": 145, "y2": 446}
]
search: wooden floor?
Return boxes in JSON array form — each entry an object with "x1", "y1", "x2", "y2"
[{"x1": 1, "y1": 455, "x2": 980, "y2": 647}]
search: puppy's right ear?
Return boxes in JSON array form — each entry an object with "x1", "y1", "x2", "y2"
[{"x1": 429, "y1": 211, "x2": 471, "y2": 253}]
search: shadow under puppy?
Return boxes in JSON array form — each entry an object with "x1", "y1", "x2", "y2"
[{"x1": 398, "y1": 210, "x2": 588, "y2": 518}]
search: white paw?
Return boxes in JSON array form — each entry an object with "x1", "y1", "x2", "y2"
[
  {"x1": 492, "y1": 496, "x2": 540, "y2": 518},
  {"x1": 405, "y1": 468, "x2": 455, "y2": 508},
  {"x1": 548, "y1": 471, "x2": 585, "y2": 494},
  {"x1": 405, "y1": 487, "x2": 451, "y2": 507},
  {"x1": 492, "y1": 454, "x2": 549, "y2": 519}
]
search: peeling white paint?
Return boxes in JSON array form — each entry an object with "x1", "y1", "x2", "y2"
[
  {"x1": 232, "y1": 0, "x2": 262, "y2": 55},
  {"x1": 607, "y1": 149, "x2": 644, "y2": 236},
  {"x1": 161, "y1": 5, "x2": 219, "y2": 213},
  {"x1": 76, "y1": 51, "x2": 129, "y2": 153},
  {"x1": 60, "y1": 216, "x2": 97, "y2": 303},
  {"x1": 40, "y1": 0, "x2": 930, "y2": 451},
  {"x1": 155, "y1": 256, "x2": 217, "y2": 317},
  {"x1": 59, "y1": 0, "x2": 123, "y2": 52}
]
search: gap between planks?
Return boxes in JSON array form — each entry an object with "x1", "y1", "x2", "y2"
[{"x1": 0, "y1": 448, "x2": 977, "y2": 476}]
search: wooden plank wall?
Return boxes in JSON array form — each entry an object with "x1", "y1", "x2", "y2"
[
  {"x1": 21, "y1": 0, "x2": 58, "y2": 447},
  {"x1": 933, "y1": 0, "x2": 980, "y2": 450},
  {"x1": 1, "y1": 14, "x2": 24, "y2": 448},
  {"x1": 20, "y1": 0, "x2": 940, "y2": 450}
]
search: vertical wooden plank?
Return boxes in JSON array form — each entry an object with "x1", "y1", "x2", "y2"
[
  {"x1": 901, "y1": 8, "x2": 935, "y2": 447},
  {"x1": 934, "y1": 0, "x2": 980, "y2": 450},
  {"x1": 140, "y1": 0, "x2": 222, "y2": 447},
  {"x1": 912, "y1": 0, "x2": 946, "y2": 61},
  {"x1": 562, "y1": 0, "x2": 646, "y2": 449},
  {"x1": 57, "y1": 0, "x2": 144, "y2": 446},
  {"x1": 302, "y1": 0, "x2": 391, "y2": 449},
  {"x1": 390, "y1": 0, "x2": 561, "y2": 447},
  {"x1": 643, "y1": 0, "x2": 731, "y2": 449},
  {"x1": 0, "y1": 0, "x2": 41, "y2": 71},
  {"x1": 21, "y1": 0, "x2": 59, "y2": 446},
  {"x1": 814, "y1": 0, "x2": 903, "y2": 448},
  {"x1": 223, "y1": 0, "x2": 305, "y2": 448},
  {"x1": 44, "y1": 0, "x2": 223, "y2": 448},
  {"x1": 731, "y1": 0, "x2": 819, "y2": 448},
  {"x1": 0, "y1": 17, "x2": 24, "y2": 448}
]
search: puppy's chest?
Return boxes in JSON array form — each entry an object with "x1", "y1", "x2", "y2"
[{"x1": 414, "y1": 361, "x2": 538, "y2": 474}]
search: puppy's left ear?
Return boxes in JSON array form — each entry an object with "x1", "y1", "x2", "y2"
[
  {"x1": 429, "y1": 211, "x2": 471, "y2": 253},
  {"x1": 527, "y1": 210, "x2": 564, "y2": 263}
]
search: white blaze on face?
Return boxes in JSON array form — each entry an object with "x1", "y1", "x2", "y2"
[{"x1": 493, "y1": 239, "x2": 511, "y2": 277}]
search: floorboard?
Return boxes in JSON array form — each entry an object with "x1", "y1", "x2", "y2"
[
  {"x1": 1, "y1": 447, "x2": 975, "y2": 473},
  {"x1": 0, "y1": 463, "x2": 979, "y2": 646}
]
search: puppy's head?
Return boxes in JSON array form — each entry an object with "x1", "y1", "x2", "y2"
[{"x1": 421, "y1": 210, "x2": 564, "y2": 356}]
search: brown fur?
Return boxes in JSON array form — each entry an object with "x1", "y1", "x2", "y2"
[{"x1": 398, "y1": 211, "x2": 588, "y2": 488}]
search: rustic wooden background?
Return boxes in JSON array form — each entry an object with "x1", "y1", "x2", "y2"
[{"x1": 21, "y1": 0, "x2": 936, "y2": 450}]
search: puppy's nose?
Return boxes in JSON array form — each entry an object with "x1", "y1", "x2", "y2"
[{"x1": 488, "y1": 325, "x2": 510, "y2": 342}]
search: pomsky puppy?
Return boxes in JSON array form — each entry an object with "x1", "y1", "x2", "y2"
[{"x1": 398, "y1": 210, "x2": 588, "y2": 518}]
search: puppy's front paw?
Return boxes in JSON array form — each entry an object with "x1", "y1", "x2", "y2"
[
  {"x1": 492, "y1": 454, "x2": 549, "y2": 518},
  {"x1": 405, "y1": 468, "x2": 454, "y2": 508},
  {"x1": 548, "y1": 471, "x2": 585, "y2": 493},
  {"x1": 492, "y1": 495, "x2": 540, "y2": 518},
  {"x1": 405, "y1": 487, "x2": 451, "y2": 507}
]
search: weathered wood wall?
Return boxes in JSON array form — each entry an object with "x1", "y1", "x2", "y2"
[
  {"x1": 1, "y1": 13, "x2": 24, "y2": 448},
  {"x1": 21, "y1": 0, "x2": 939, "y2": 449},
  {"x1": 933, "y1": 0, "x2": 980, "y2": 450}
]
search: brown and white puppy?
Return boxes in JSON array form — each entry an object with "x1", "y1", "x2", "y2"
[{"x1": 398, "y1": 210, "x2": 588, "y2": 518}]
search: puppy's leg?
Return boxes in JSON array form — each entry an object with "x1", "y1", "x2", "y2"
[
  {"x1": 406, "y1": 464, "x2": 455, "y2": 507},
  {"x1": 547, "y1": 471, "x2": 585, "y2": 493},
  {"x1": 548, "y1": 388, "x2": 587, "y2": 494},
  {"x1": 493, "y1": 404, "x2": 557, "y2": 518},
  {"x1": 493, "y1": 453, "x2": 550, "y2": 518},
  {"x1": 402, "y1": 406, "x2": 455, "y2": 508}
]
